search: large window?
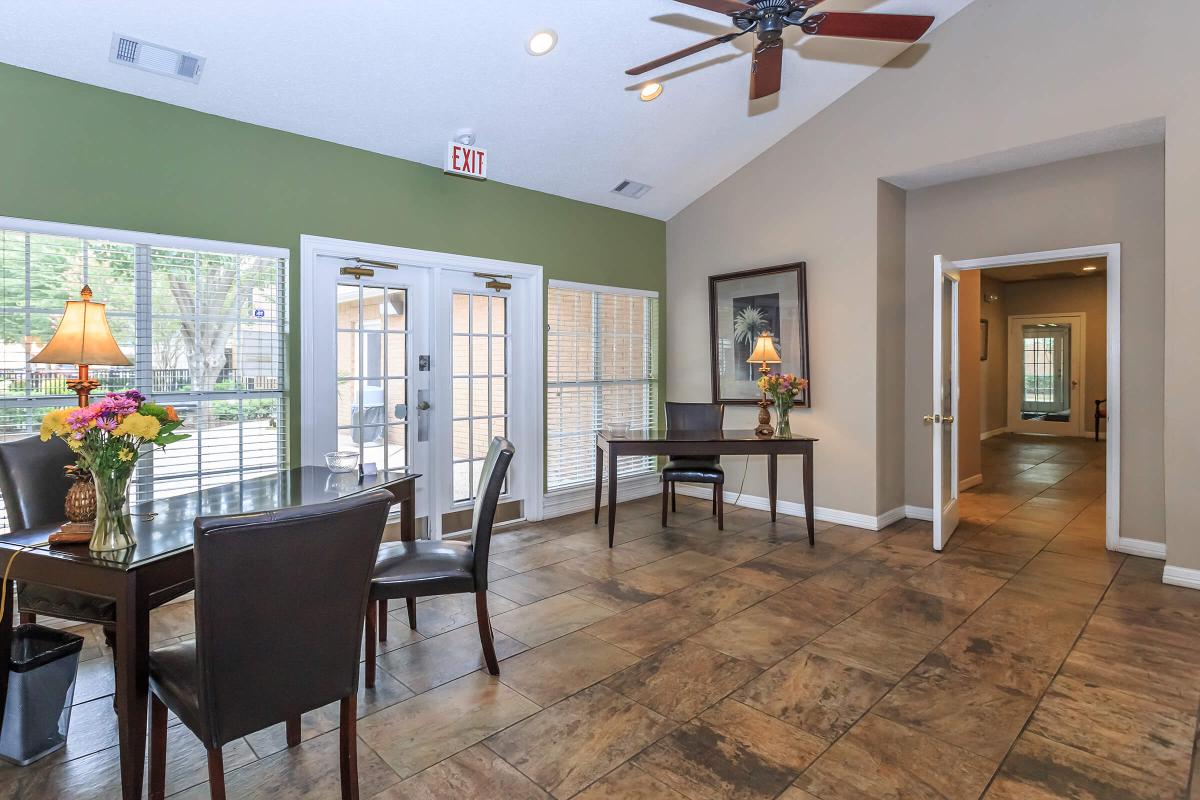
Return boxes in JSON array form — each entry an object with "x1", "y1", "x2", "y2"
[
  {"x1": 546, "y1": 281, "x2": 658, "y2": 492},
  {"x1": 0, "y1": 220, "x2": 287, "y2": 530}
]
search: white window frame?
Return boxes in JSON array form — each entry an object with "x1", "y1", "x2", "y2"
[
  {"x1": 0, "y1": 214, "x2": 289, "y2": 507},
  {"x1": 545, "y1": 279, "x2": 660, "y2": 512}
]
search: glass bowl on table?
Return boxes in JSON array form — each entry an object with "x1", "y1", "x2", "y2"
[{"x1": 324, "y1": 451, "x2": 360, "y2": 474}]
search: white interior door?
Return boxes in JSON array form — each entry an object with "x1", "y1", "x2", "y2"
[
  {"x1": 1007, "y1": 314, "x2": 1084, "y2": 436},
  {"x1": 932, "y1": 255, "x2": 961, "y2": 551}
]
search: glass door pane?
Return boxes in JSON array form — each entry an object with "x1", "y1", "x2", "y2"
[
  {"x1": 1021, "y1": 324, "x2": 1071, "y2": 422},
  {"x1": 450, "y1": 291, "x2": 508, "y2": 503}
]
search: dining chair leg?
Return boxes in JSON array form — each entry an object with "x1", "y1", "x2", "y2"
[
  {"x1": 406, "y1": 597, "x2": 417, "y2": 631},
  {"x1": 671, "y1": 481, "x2": 676, "y2": 512},
  {"x1": 717, "y1": 485, "x2": 724, "y2": 531},
  {"x1": 364, "y1": 602, "x2": 377, "y2": 690},
  {"x1": 377, "y1": 599, "x2": 387, "y2": 642},
  {"x1": 661, "y1": 480, "x2": 669, "y2": 526},
  {"x1": 476, "y1": 591, "x2": 500, "y2": 676},
  {"x1": 340, "y1": 695, "x2": 360, "y2": 800},
  {"x1": 712, "y1": 489, "x2": 717, "y2": 515},
  {"x1": 149, "y1": 694, "x2": 168, "y2": 800},
  {"x1": 286, "y1": 716, "x2": 301, "y2": 748},
  {"x1": 206, "y1": 746, "x2": 227, "y2": 800}
]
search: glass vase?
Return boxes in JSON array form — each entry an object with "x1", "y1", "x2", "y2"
[
  {"x1": 774, "y1": 397, "x2": 793, "y2": 438},
  {"x1": 90, "y1": 467, "x2": 136, "y2": 553}
]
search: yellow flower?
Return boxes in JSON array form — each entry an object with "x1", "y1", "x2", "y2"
[
  {"x1": 118, "y1": 448, "x2": 135, "y2": 462},
  {"x1": 66, "y1": 438, "x2": 84, "y2": 452},
  {"x1": 113, "y1": 413, "x2": 161, "y2": 442},
  {"x1": 39, "y1": 408, "x2": 72, "y2": 441}
]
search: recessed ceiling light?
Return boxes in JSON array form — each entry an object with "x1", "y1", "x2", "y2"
[
  {"x1": 526, "y1": 30, "x2": 557, "y2": 56},
  {"x1": 1082, "y1": 265, "x2": 1098, "y2": 272},
  {"x1": 639, "y1": 82, "x2": 663, "y2": 102}
]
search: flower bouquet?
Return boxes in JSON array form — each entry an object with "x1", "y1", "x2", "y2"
[
  {"x1": 40, "y1": 390, "x2": 188, "y2": 552},
  {"x1": 756, "y1": 373, "x2": 808, "y2": 438}
]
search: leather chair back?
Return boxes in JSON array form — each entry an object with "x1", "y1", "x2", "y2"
[
  {"x1": 665, "y1": 402, "x2": 725, "y2": 463},
  {"x1": 469, "y1": 437, "x2": 516, "y2": 583},
  {"x1": 0, "y1": 435, "x2": 74, "y2": 532},
  {"x1": 190, "y1": 489, "x2": 393, "y2": 747}
]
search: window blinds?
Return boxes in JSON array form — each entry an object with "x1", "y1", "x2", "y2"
[
  {"x1": 546, "y1": 282, "x2": 658, "y2": 492},
  {"x1": 0, "y1": 225, "x2": 288, "y2": 531}
]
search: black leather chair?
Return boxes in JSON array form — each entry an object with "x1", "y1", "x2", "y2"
[
  {"x1": 364, "y1": 436, "x2": 514, "y2": 688},
  {"x1": 0, "y1": 435, "x2": 189, "y2": 643},
  {"x1": 147, "y1": 489, "x2": 393, "y2": 800},
  {"x1": 660, "y1": 402, "x2": 726, "y2": 530}
]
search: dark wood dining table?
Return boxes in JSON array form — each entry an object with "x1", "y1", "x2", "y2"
[
  {"x1": 0, "y1": 466, "x2": 417, "y2": 800},
  {"x1": 594, "y1": 429, "x2": 818, "y2": 548}
]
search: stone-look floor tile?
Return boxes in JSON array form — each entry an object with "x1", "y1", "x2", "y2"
[
  {"x1": 585, "y1": 598, "x2": 711, "y2": 658},
  {"x1": 986, "y1": 733, "x2": 1174, "y2": 800},
  {"x1": 150, "y1": 599, "x2": 196, "y2": 642},
  {"x1": 1019, "y1": 550, "x2": 1122, "y2": 587},
  {"x1": 245, "y1": 661, "x2": 414, "y2": 758},
  {"x1": 499, "y1": 632, "x2": 640, "y2": 707},
  {"x1": 806, "y1": 553, "x2": 922, "y2": 601},
  {"x1": 377, "y1": 623, "x2": 526, "y2": 693},
  {"x1": 720, "y1": 558, "x2": 810, "y2": 592},
  {"x1": 485, "y1": 685, "x2": 674, "y2": 799},
  {"x1": 850, "y1": 586, "x2": 976, "y2": 640},
  {"x1": 904, "y1": 561, "x2": 1007, "y2": 607},
  {"x1": 373, "y1": 743, "x2": 550, "y2": 800},
  {"x1": 358, "y1": 672, "x2": 540, "y2": 779},
  {"x1": 757, "y1": 541, "x2": 856, "y2": 576},
  {"x1": 166, "y1": 728, "x2": 397, "y2": 800},
  {"x1": 492, "y1": 593, "x2": 614, "y2": 647},
  {"x1": 1060, "y1": 624, "x2": 1200, "y2": 711},
  {"x1": 633, "y1": 699, "x2": 827, "y2": 800},
  {"x1": 1026, "y1": 674, "x2": 1195, "y2": 789},
  {"x1": 682, "y1": 532, "x2": 782, "y2": 564},
  {"x1": 560, "y1": 545, "x2": 665, "y2": 580},
  {"x1": 1003, "y1": 572, "x2": 1106, "y2": 611},
  {"x1": 960, "y1": 529, "x2": 1050, "y2": 558},
  {"x1": 491, "y1": 541, "x2": 582, "y2": 573},
  {"x1": 618, "y1": 551, "x2": 735, "y2": 595},
  {"x1": 770, "y1": 581, "x2": 871, "y2": 627},
  {"x1": 489, "y1": 527, "x2": 560, "y2": 555},
  {"x1": 874, "y1": 660, "x2": 1039, "y2": 760},
  {"x1": 570, "y1": 762, "x2": 689, "y2": 800},
  {"x1": 660, "y1": 574, "x2": 774, "y2": 621},
  {"x1": 687, "y1": 596, "x2": 829, "y2": 668},
  {"x1": 489, "y1": 563, "x2": 597, "y2": 605},
  {"x1": 794, "y1": 714, "x2": 995, "y2": 800},
  {"x1": 735, "y1": 649, "x2": 892, "y2": 741},
  {"x1": 777, "y1": 789, "x2": 822, "y2": 800},
  {"x1": 805, "y1": 617, "x2": 940, "y2": 682},
  {"x1": 570, "y1": 577, "x2": 662, "y2": 613},
  {"x1": 394, "y1": 591, "x2": 518, "y2": 638},
  {"x1": 604, "y1": 640, "x2": 761, "y2": 722},
  {"x1": 1043, "y1": 530, "x2": 1122, "y2": 563},
  {"x1": 937, "y1": 546, "x2": 1029, "y2": 579}
]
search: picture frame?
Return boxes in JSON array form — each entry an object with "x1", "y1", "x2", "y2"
[
  {"x1": 980, "y1": 319, "x2": 989, "y2": 361},
  {"x1": 708, "y1": 262, "x2": 810, "y2": 406}
]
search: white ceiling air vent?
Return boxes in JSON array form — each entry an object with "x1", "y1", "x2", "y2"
[
  {"x1": 110, "y1": 34, "x2": 205, "y2": 83},
  {"x1": 612, "y1": 180, "x2": 652, "y2": 200}
]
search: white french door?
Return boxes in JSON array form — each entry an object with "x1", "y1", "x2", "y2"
[
  {"x1": 1007, "y1": 314, "x2": 1084, "y2": 436},
  {"x1": 932, "y1": 255, "x2": 961, "y2": 551},
  {"x1": 300, "y1": 237, "x2": 543, "y2": 539}
]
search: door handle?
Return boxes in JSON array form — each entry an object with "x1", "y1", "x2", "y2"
[
  {"x1": 943, "y1": 415, "x2": 955, "y2": 424},
  {"x1": 923, "y1": 414, "x2": 941, "y2": 424},
  {"x1": 416, "y1": 400, "x2": 431, "y2": 411}
]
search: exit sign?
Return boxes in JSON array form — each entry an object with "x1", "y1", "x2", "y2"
[{"x1": 444, "y1": 142, "x2": 488, "y2": 180}]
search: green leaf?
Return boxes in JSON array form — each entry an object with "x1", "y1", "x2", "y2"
[{"x1": 154, "y1": 433, "x2": 191, "y2": 447}]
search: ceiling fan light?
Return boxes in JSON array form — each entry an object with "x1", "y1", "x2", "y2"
[
  {"x1": 526, "y1": 30, "x2": 557, "y2": 56},
  {"x1": 1082, "y1": 265, "x2": 1098, "y2": 272},
  {"x1": 639, "y1": 82, "x2": 663, "y2": 102}
]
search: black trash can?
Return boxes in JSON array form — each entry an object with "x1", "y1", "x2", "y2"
[{"x1": 0, "y1": 624, "x2": 84, "y2": 765}]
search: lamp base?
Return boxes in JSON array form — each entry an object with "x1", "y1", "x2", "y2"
[
  {"x1": 755, "y1": 398, "x2": 774, "y2": 439},
  {"x1": 67, "y1": 365, "x2": 100, "y2": 407}
]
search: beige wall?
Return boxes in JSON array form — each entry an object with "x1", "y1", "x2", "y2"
[
  {"x1": 668, "y1": 0, "x2": 1195, "y2": 565},
  {"x1": 957, "y1": 270, "x2": 982, "y2": 483},
  {"x1": 1003, "y1": 275, "x2": 1108, "y2": 434},
  {"x1": 980, "y1": 276, "x2": 1008, "y2": 433}
]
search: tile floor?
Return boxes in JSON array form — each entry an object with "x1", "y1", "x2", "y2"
[{"x1": 2, "y1": 434, "x2": 1197, "y2": 799}]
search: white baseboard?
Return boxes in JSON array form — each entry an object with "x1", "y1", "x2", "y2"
[
  {"x1": 1115, "y1": 537, "x2": 1166, "y2": 560},
  {"x1": 674, "y1": 485, "x2": 911, "y2": 532},
  {"x1": 542, "y1": 474, "x2": 661, "y2": 520},
  {"x1": 981, "y1": 427, "x2": 1010, "y2": 441},
  {"x1": 959, "y1": 474, "x2": 983, "y2": 492},
  {"x1": 904, "y1": 505, "x2": 935, "y2": 521},
  {"x1": 1162, "y1": 564, "x2": 1200, "y2": 591}
]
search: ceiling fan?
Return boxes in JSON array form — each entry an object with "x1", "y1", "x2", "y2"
[{"x1": 627, "y1": 0, "x2": 935, "y2": 100}]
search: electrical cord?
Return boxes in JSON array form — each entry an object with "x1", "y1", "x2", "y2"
[
  {"x1": 730, "y1": 454, "x2": 751, "y2": 507},
  {"x1": 0, "y1": 541, "x2": 51, "y2": 624}
]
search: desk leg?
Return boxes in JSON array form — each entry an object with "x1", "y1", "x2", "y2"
[
  {"x1": 115, "y1": 571, "x2": 150, "y2": 800},
  {"x1": 607, "y1": 449, "x2": 618, "y2": 549},
  {"x1": 767, "y1": 454, "x2": 778, "y2": 523},
  {"x1": 0, "y1": 579, "x2": 13, "y2": 732},
  {"x1": 593, "y1": 446, "x2": 603, "y2": 526},
  {"x1": 399, "y1": 482, "x2": 417, "y2": 630},
  {"x1": 803, "y1": 447, "x2": 815, "y2": 547}
]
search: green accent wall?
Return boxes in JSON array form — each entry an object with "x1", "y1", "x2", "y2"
[{"x1": 0, "y1": 63, "x2": 666, "y2": 462}]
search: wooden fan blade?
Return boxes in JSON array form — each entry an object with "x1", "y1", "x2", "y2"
[
  {"x1": 801, "y1": 12, "x2": 934, "y2": 42},
  {"x1": 626, "y1": 30, "x2": 746, "y2": 76},
  {"x1": 750, "y1": 41, "x2": 783, "y2": 100},
  {"x1": 672, "y1": 0, "x2": 756, "y2": 15}
]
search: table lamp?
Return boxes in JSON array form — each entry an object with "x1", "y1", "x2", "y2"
[
  {"x1": 747, "y1": 331, "x2": 781, "y2": 438},
  {"x1": 29, "y1": 285, "x2": 132, "y2": 407}
]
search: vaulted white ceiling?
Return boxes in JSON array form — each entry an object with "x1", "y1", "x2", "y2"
[{"x1": 0, "y1": 0, "x2": 975, "y2": 220}]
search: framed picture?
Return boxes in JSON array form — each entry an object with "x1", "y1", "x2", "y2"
[
  {"x1": 709, "y1": 263, "x2": 810, "y2": 406},
  {"x1": 980, "y1": 319, "x2": 989, "y2": 361}
]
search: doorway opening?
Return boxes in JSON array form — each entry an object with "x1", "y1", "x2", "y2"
[{"x1": 931, "y1": 245, "x2": 1119, "y2": 554}]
